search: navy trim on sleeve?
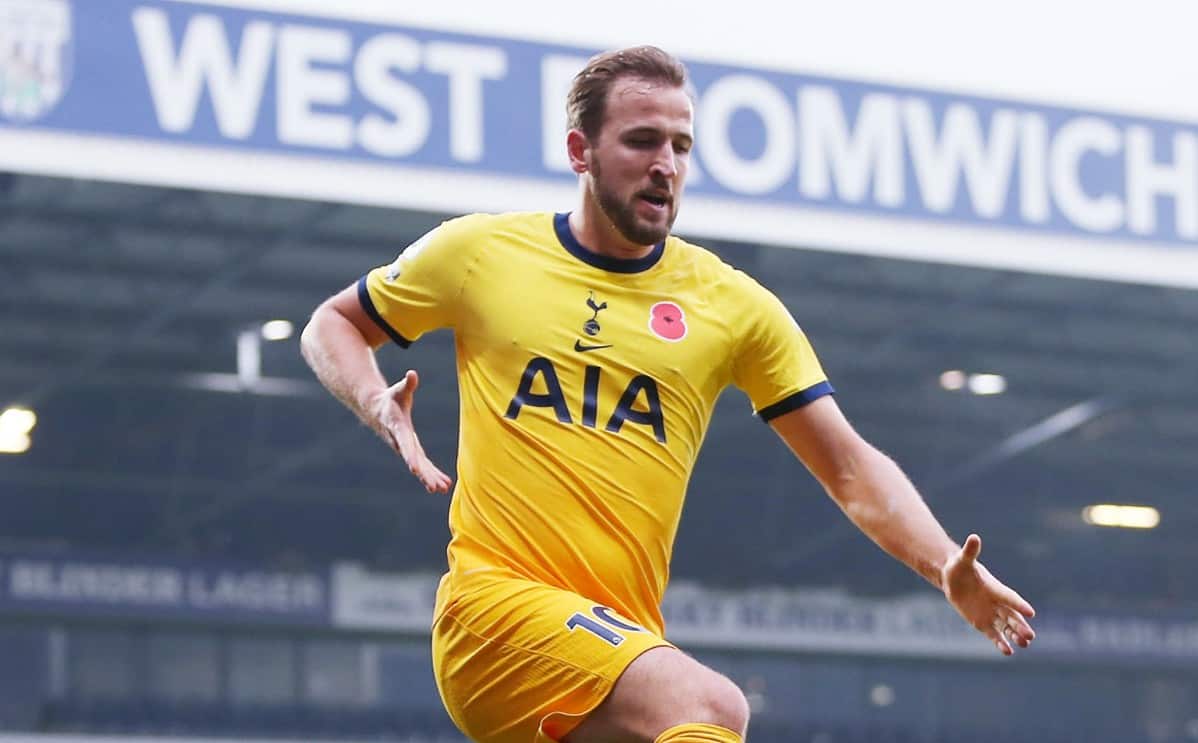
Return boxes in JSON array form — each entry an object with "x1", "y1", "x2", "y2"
[
  {"x1": 357, "y1": 275, "x2": 413, "y2": 348},
  {"x1": 756, "y1": 381, "x2": 835, "y2": 422},
  {"x1": 554, "y1": 212, "x2": 665, "y2": 273}
]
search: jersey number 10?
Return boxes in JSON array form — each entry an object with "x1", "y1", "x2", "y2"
[{"x1": 566, "y1": 605, "x2": 647, "y2": 647}]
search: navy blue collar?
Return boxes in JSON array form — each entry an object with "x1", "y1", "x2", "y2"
[{"x1": 554, "y1": 212, "x2": 666, "y2": 274}]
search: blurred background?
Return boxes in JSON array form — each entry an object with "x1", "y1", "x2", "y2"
[{"x1": 1, "y1": 1, "x2": 1197, "y2": 742}]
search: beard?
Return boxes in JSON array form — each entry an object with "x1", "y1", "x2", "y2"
[{"x1": 590, "y1": 157, "x2": 677, "y2": 246}]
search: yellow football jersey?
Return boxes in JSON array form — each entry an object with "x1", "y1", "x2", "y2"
[{"x1": 361, "y1": 211, "x2": 831, "y2": 635}]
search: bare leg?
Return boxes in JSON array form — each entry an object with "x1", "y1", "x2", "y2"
[{"x1": 562, "y1": 647, "x2": 749, "y2": 743}]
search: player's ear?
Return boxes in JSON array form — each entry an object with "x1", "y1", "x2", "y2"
[{"x1": 567, "y1": 129, "x2": 591, "y2": 175}]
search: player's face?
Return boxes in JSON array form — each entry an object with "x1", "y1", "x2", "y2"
[{"x1": 588, "y1": 77, "x2": 693, "y2": 246}]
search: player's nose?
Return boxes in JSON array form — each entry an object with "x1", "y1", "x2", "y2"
[{"x1": 649, "y1": 142, "x2": 677, "y2": 179}]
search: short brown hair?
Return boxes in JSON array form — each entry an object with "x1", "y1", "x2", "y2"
[{"x1": 567, "y1": 46, "x2": 688, "y2": 140}]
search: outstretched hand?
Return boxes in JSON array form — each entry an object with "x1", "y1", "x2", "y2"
[
  {"x1": 370, "y1": 369, "x2": 453, "y2": 494},
  {"x1": 942, "y1": 533, "x2": 1036, "y2": 656}
]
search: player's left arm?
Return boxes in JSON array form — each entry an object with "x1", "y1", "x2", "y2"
[{"x1": 768, "y1": 396, "x2": 1036, "y2": 655}]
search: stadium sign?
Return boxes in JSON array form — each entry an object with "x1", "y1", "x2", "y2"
[
  {"x1": 0, "y1": 553, "x2": 330, "y2": 627},
  {"x1": 328, "y1": 568, "x2": 1198, "y2": 667},
  {"x1": 660, "y1": 582, "x2": 1198, "y2": 667},
  {"x1": 0, "y1": 0, "x2": 1196, "y2": 286}
]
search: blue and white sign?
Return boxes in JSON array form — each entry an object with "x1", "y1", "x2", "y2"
[
  {"x1": 661, "y1": 582, "x2": 1198, "y2": 667},
  {"x1": 0, "y1": 553, "x2": 330, "y2": 627},
  {"x1": 0, "y1": 0, "x2": 1196, "y2": 285},
  {"x1": 326, "y1": 567, "x2": 1198, "y2": 667},
  {"x1": 330, "y1": 562, "x2": 437, "y2": 633}
]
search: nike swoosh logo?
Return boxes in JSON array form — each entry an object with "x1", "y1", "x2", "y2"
[{"x1": 574, "y1": 340, "x2": 613, "y2": 352}]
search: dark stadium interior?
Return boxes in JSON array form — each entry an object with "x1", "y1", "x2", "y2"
[{"x1": 2, "y1": 172, "x2": 1197, "y2": 607}]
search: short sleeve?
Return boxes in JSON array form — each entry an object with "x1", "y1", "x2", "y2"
[
  {"x1": 729, "y1": 278, "x2": 833, "y2": 421},
  {"x1": 359, "y1": 214, "x2": 486, "y2": 346}
]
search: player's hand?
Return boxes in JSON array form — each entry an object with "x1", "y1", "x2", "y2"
[
  {"x1": 942, "y1": 533, "x2": 1036, "y2": 656},
  {"x1": 370, "y1": 369, "x2": 453, "y2": 494}
]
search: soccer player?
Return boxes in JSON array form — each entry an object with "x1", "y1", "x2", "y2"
[{"x1": 301, "y1": 46, "x2": 1035, "y2": 743}]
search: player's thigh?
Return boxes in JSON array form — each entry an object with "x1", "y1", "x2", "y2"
[
  {"x1": 563, "y1": 646, "x2": 750, "y2": 743},
  {"x1": 432, "y1": 573, "x2": 670, "y2": 743}
]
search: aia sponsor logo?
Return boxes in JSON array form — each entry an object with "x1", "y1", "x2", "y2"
[{"x1": 648, "y1": 301, "x2": 686, "y2": 342}]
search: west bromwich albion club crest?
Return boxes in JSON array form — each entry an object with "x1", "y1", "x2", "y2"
[{"x1": 0, "y1": 0, "x2": 73, "y2": 123}]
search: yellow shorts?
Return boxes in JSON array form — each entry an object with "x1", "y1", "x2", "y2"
[{"x1": 432, "y1": 569, "x2": 672, "y2": 743}]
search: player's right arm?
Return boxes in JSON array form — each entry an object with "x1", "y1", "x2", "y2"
[
  {"x1": 301, "y1": 284, "x2": 452, "y2": 493},
  {"x1": 301, "y1": 214, "x2": 492, "y2": 492}
]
